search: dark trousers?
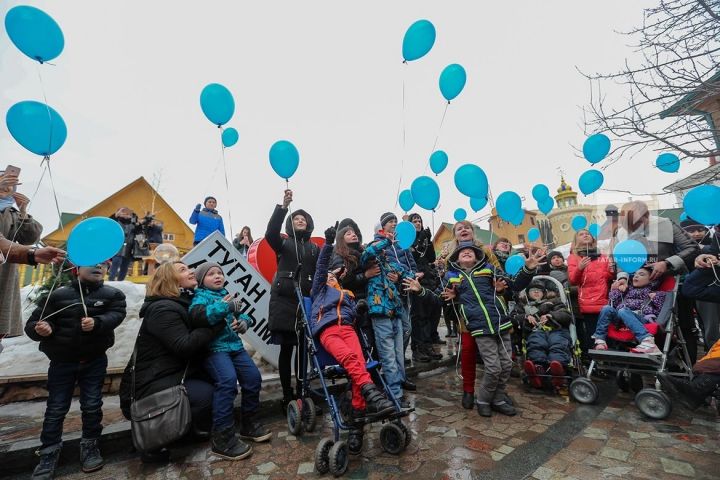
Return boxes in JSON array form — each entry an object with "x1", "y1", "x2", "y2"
[
  {"x1": 577, "y1": 313, "x2": 599, "y2": 358},
  {"x1": 109, "y1": 255, "x2": 131, "y2": 281},
  {"x1": 526, "y1": 329, "x2": 572, "y2": 366},
  {"x1": 410, "y1": 300, "x2": 439, "y2": 350},
  {"x1": 278, "y1": 341, "x2": 307, "y2": 400},
  {"x1": 41, "y1": 355, "x2": 108, "y2": 450},
  {"x1": 184, "y1": 378, "x2": 214, "y2": 431},
  {"x1": 205, "y1": 350, "x2": 262, "y2": 430},
  {"x1": 677, "y1": 292, "x2": 698, "y2": 364}
]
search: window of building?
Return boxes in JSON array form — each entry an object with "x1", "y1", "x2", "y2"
[
  {"x1": 530, "y1": 217, "x2": 535, "y2": 225},
  {"x1": 163, "y1": 233, "x2": 175, "y2": 241},
  {"x1": 517, "y1": 234, "x2": 525, "y2": 244}
]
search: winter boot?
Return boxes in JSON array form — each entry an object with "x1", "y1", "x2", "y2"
[
  {"x1": 412, "y1": 348, "x2": 431, "y2": 363},
  {"x1": 657, "y1": 372, "x2": 716, "y2": 411},
  {"x1": 491, "y1": 399, "x2": 517, "y2": 416},
  {"x1": 239, "y1": 414, "x2": 272, "y2": 443},
  {"x1": 361, "y1": 383, "x2": 395, "y2": 417},
  {"x1": 211, "y1": 427, "x2": 252, "y2": 460},
  {"x1": 524, "y1": 360, "x2": 542, "y2": 388},
  {"x1": 79, "y1": 438, "x2": 104, "y2": 473},
  {"x1": 548, "y1": 361, "x2": 566, "y2": 389},
  {"x1": 348, "y1": 409, "x2": 365, "y2": 455},
  {"x1": 476, "y1": 401, "x2": 492, "y2": 417},
  {"x1": 32, "y1": 445, "x2": 61, "y2": 480},
  {"x1": 461, "y1": 392, "x2": 475, "y2": 410},
  {"x1": 423, "y1": 344, "x2": 443, "y2": 360}
]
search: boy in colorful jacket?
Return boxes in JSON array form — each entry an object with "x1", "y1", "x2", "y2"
[
  {"x1": 310, "y1": 226, "x2": 395, "y2": 455},
  {"x1": 405, "y1": 241, "x2": 541, "y2": 417}
]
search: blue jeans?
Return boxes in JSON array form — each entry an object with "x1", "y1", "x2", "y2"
[
  {"x1": 526, "y1": 329, "x2": 572, "y2": 366},
  {"x1": 594, "y1": 305, "x2": 651, "y2": 343},
  {"x1": 204, "y1": 350, "x2": 262, "y2": 431},
  {"x1": 109, "y1": 255, "x2": 131, "y2": 281},
  {"x1": 40, "y1": 355, "x2": 108, "y2": 450},
  {"x1": 372, "y1": 316, "x2": 405, "y2": 398}
]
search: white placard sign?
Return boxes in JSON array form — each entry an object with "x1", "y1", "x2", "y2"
[{"x1": 182, "y1": 231, "x2": 279, "y2": 367}]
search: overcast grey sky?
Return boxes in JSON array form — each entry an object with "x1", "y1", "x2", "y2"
[{"x1": 4, "y1": 0, "x2": 692, "y2": 241}]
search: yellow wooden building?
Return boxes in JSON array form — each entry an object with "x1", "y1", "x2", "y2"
[{"x1": 19, "y1": 177, "x2": 194, "y2": 285}]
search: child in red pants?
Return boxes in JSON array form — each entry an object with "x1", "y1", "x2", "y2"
[{"x1": 310, "y1": 226, "x2": 395, "y2": 455}]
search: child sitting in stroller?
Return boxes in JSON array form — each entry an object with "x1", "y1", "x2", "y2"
[
  {"x1": 512, "y1": 279, "x2": 573, "y2": 388},
  {"x1": 310, "y1": 226, "x2": 395, "y2": 455},
  {"x1": 592, "y1": 267, "x2": 666, "y2": 354}
]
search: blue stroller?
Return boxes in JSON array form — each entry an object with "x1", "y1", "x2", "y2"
[{"x1": 286, "y1": 277, "x2": 413, "y2": 476}]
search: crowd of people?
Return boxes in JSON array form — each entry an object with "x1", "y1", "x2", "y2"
[{"x1": 3, "y1": 176, "x2": 718, "y2": 478}]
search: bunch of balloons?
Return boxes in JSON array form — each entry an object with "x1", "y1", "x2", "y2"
[{"x1": 532, "y1": 183, "x2": 554, "y2": 215}]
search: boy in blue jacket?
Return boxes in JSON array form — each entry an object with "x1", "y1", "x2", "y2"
[
  {"x1": 310, "y1": 226, "x2": 395, "y2": 454},
  {"x1": 189, "y1": 262, "x2": 270, "y2": 461},
  {"x1": 189, "y1": 196, "x2": 225, "y2": 245},
  {"x1": 405, "y1": 241, "x2": 542, "y2": 417}
]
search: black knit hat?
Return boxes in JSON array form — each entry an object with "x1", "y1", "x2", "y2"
[
  {"x1": 680, "y1": 217, "x2": 705, "y2": 230},
  {"x1": 204, "y1": 196, "x2": 217, "y2": 206},
  {"x1": 548, "y1": 251, "x2": 564, "y2": 262},
  {"x1": 380, "y1": 212, "x2": 397, "y2": 228}
]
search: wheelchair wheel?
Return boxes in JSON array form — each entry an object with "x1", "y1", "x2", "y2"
[
  {"x1": 287, "y1": 399, "x2": 304, "y2": 436},
  {"x1": 616, "y1": 372, "x2": 630, "y2": 393},
  {"x1": 328, "y1": 440, "x2": 349, "y2": 477},
  {"x1": 314, "y1": 437, "x2": 334, "y2": 474},
  {"x1": 302, "y1": 397, "x2": 317, "y2": 433},
  {"x1": 396, "y1": 421, "x2": 412, "y2": 449},
  {"x1": 379, "y1": 422, "x2": 406, "y2": 455},
  {"x1": 569, "y1": 378, "x2": 599, "y2": 404},
  {"x1": 635, "y1": 389, "x2": 672, "y2": 420}
]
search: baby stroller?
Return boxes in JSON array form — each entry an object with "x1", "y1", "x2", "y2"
[
  {"x1": 517, "y1": 275, "x2": 585, "y2": 393},
  {"x1": 570, "y1": 275, "x2": 694, "y2": 420},
  {"x1": 287, "y1": 271, "x2": 413, "y2": 477}
]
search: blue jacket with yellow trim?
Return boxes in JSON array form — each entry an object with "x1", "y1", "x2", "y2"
[
  {"x1": 443, "y1": 259, "x2": 535, "y2": 337},
  {"x1": 310, "y1": 244, "x2": 357, "y2": 337}
]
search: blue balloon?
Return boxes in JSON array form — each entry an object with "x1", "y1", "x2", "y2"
[
  {"x1": 470, "y1": 196, "x2": 488, "y2": 212},
  {"x1": 398, "y1": 189, "x2": 415, "y2": 212},
  {"x1": 396, "y1": 221, "x2": 417, "y2": 249},
  {"x1": 578, "y1": 169, "x2": 604, "y2": 195},
  {"x1": 656, "y1": 153, "x2": 680, "y2": 173},
  {"x1": 571, "y1": 215, "x2": 588, "y2": 231},
  {"x1": 505, "y1": 254, "x2": 526, "y2": 276},
  {"x1": 429, "y1": 150, "x2": 448, "y2": 175},
  {"x1": 683, "y1": 185, "x2": 720, "y2": 225},
  {"x1": 5, "y1": 6, "x2": 64, "y2": 63},
  {"x1": 679, "y1": 212, "x2": 688, "y2": 222},
  {"x1": 588, "y1": 223, "x2": 600, "y2": 238},
  {"x1": 496, "y1": 191, "x2": 522, "y2": 223},
  {"x1": 68, "y1": 217, "x2": 125, "y2": 267},
  {"x1": 583, "y1": 133, "x2": 611, "y2": 164},
  {"x1": 613, "y1": 239, "x2": 648, "y2": 274},
  {"x1": 531, "y1": 184, "x2": 550, "y2": 202},
  {"x1": 402, "y1": 19, "x2": 436, "y2": 62},
  {"x1": 200, "y1": 83, "x2": 235, "y2": 126},
  {"x1": 6, "y1": 101, "x2": 67, "y2": 157},
  {"x1": 527, "y1": 228, "x2": 540, "y2": 242},
  {"x1": 537, "y1": 196, "x2": 554, "y2": 215},
  {"x1": 510, "y1": 209, "x2": 525, "y2": 226},
  {"x1": 269, "y1": 140, "x2": 300, "y2": 180},
  {"x1": 454, "y1": 208, "x2": 467, "y2": 222},
  {"x1": 222, "y1": 127, "x2": 239, "y2": 148},
  {"x1": 411, "y1": 176, "x2": 440, "y2": 211},
  {"x1": 439, "y1": 64, "x2": 467, "y2": 102},
  {"x1": 454, "y1": 164, "x2": 488, "y2": 199}
]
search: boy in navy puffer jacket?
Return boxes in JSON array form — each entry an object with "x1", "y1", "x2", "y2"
[
  {"x1": 189, "y1": 262, "x2": 270, "y2": 460},
  {"x1": 311, "y1": 226, "x2": 395, "y2": 455},
  {"x1": 592, "y1": 267, "x2": 666, "y2": 354}
]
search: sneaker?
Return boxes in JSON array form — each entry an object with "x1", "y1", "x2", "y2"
[
  {"x1": 593, "y1": 339, "x2": 608, "y2": 351},
  {"x1": 239, "y1": 417, "x2": 272, "y2": 443},
  {"x1": 398, "y1": 396, "x2": 412, "y2": 409},
  {"x1": 524, "y1": 360, "x2": 542, "y2": 388},
  {"x1": 32, "y1": 446, "x2": 61, "y2": 480},
  {"x1": 212, "y1": 427, "x2": 253, "y2": 460},
  {"x1": 80, "y1": 438, "x2": 104, "y2": 473},
  {"x1": 631, "y1": 337, "x2": 661, "y2": 355},
  {"x1": 476, "y1": 402, "x2": 492, "y2": 417},
  {"x1": 491, "y1": 401, "x2": 517, "y2": 416},
  {"x1": 548, "y1": 361, "x2": 566, "y2": 389}
]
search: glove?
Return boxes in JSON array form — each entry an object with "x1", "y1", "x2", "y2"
[
  {"x1": 235, "y1": 319, "x2": 249, "y2": 334},
  {"x1": 324, "y1": 225, "x2": 337, "y2": 244},
  {"x1": 423, "y1": 227, "x2": 432, "y2": 241},
  {"x1": 227, "y1": 297, "x2": 243, "y2": 313},
  {"x1": 195, "y1": 203, "x2": 202, "y2": 211}
]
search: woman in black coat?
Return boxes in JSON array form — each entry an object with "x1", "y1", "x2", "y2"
[
  {"x1": 265, "y1": 189, "x2": 318, "y2": 410},
  {"x1": 119, "y1": 261, "x2": 221, "y2": 462}
]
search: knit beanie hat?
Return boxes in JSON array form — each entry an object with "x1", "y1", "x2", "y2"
[
  {"x1": 204, "y1": 196, "x2": 217, "y2": 207},
  {"x1": 194, "y1": 262, "x2": 222, "y2": 286},
  {"x1": 380, "y1": 212, "x2": 397, "y2": 228},
  {"x1": 680, "y1": 217, "x2": 705, "y2": 230},
  {"x1": 548, "y1": 251, "x2": 564, "y2": 262}
]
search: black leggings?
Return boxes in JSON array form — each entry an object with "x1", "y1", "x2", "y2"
[{"x1": 278, "y1": 341, "x2": 307, "y2": 399}]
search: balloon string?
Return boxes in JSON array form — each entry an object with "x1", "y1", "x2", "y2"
[
  {"x1": 77, "y1": 276, "x2": 89, "y2": 317},
  {"x1": 219, "y1": 132, "x2": 234, "y2": 240},
  {"x1": 44, "y1": 157, "x2": 64, "y2": 231},
  {"x1": 36, "y1": 63, "x2": 55, "y2": 159},
  {"x1": 394, "y1": 63, "x2": 408, "y2": 208},
  {"x1": 423, "y1": 103, "x2": 450, "y2": 176},
  {"x1": 36, "y1": 258, "x2": 69, "y2": 322}
]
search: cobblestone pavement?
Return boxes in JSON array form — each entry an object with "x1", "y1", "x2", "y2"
[{"x1": 7, "y1": 365, "x2": 718, "y2": 480}]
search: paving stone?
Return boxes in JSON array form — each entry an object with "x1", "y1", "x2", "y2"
[
  {"x1": 442, "y1": 429, "x2": 458, "y2": 438},
  {"x1": 427, "y1": 425, "x2": 448, "y2": 433},
  {"x1": 296, "y1": 462, "x2": 315, "y2": 475},
  {"x1": 532, "y1": 466, "x2": 556, "y2": 480},
  {"x1": 660, "y1": 457, "x2": 695, "y2": 477},
  {"x1": 628, "y1": 431, "x2": 651, "y2": 439},
  {"x1": 490, "y1": 451, "x2": 506, "y2": 461},
  {"x1": 599, "y1": 446, "x2": 629, "y2": 461},
  {"x1": 256, "y1": 462, "x2": 278, "y2": 474},
  {"x1": 496, "y1": 444, "x2": 514, "y2": 454},
  {"x1": 246, "y1": 476, "x2": 269, "y2": 480}
]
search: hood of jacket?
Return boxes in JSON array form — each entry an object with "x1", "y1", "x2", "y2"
[
  {"x1": 338, "y1": 218, "x2": 363, "y2": 244},
  {"x1": 285, "y1": 209, "x2": 315, "y2": 240}
]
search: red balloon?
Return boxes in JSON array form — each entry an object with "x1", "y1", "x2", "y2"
[{"x1": 247, "y1": 236, "x2": 326, "y2": 283}]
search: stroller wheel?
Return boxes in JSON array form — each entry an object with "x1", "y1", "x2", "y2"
[
  {"x1": 379, "y1": 423, "x2": 406, "y2": 455},
  {"x1": 569, "y1": 378, "x2": 599, "y2": 404},
  {"x1": 629, "y1": 373, "x2": 644, "y2": 393},
  {"x1": 616, "y1": 372, "x2": 630, "y2": 393},
  {"x1": 328, "y1": 440, "x2": 349, "y2": 477},
  {"x1": 314, "y1": 437, "x2": 334, "y2": 474},
  {"x1": 635, "y1": 389, "x2": 672, "y2": 420},
  {"x1": 287, "y1": 399, "x2": 304, "y2": 436},
  {"x1": 396, "y1": 421, "x2": 412, "y2": 449},
  {"x1": 302, "y1": 398, "x2": 317, "y2": 433}
]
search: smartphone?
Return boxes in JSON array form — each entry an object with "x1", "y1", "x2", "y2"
[{"x1": 3, "y1": 165, "x2": 20, "y2": 192}]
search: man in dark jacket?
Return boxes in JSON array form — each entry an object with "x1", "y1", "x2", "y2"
[{"x1": 25, "y1": 263, "x2": 126, "y2": 479}]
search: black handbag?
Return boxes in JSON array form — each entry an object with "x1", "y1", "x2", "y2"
[{"x1": 129, "y1": 326, "x2": 191, "y2": 453}]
